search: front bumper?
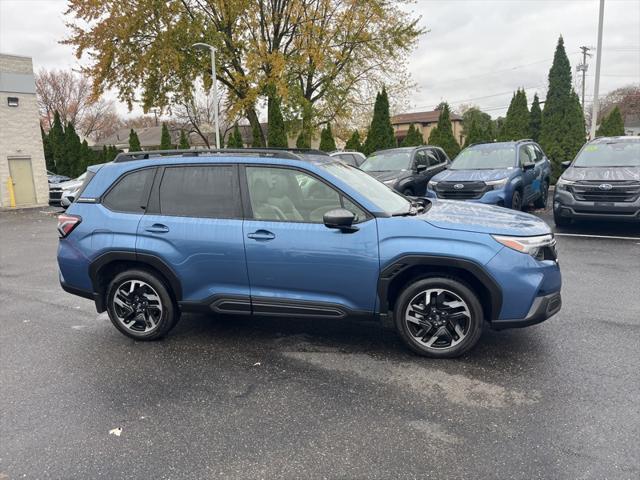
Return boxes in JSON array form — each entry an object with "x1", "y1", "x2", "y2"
[
  {"x1": 426, "y1": 188, "x2": 510, "y2": 207},
  {"x1": 554, "y1": 189, "x2": 640, "y2": 222},
  {"x1": 490, "y1": 291, "x2": 562, "y2": 329}
]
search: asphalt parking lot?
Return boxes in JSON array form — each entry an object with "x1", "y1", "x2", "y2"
[{"x1": 1, "y1": 206, "x2": 639, "y2": 479}]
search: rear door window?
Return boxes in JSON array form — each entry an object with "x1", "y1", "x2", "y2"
[
  {"x1": 103, "y1": 168, "x2": 155, "y2": 213},
  {"x1": 159, "y1": 165, "x2": 241, "y2": 218}
]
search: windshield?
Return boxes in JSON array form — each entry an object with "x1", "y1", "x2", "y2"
[
  {"x1": 451, "y1": 144, "x2": 516, "y2": 170},
  {"x1": 361, "y1": 151, "x2": 411, "y2": 172},
  {"x1": 573, "y1": 142, "x2": 640, "y2": 167},
  {"x1": 321, "y1": 162, "x2": 410, "y2": 214}
]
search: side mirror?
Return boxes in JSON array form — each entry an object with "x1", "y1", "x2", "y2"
[
  {"x1": 416, "y1": 163, "x2": 427, "y2": 173},
  {"x1": 523, "y1": 163, "x2": 535, "y2": 171},
  {"x1": 561, "y1": 161, "x2": 571, "y2": 170},
  {"x1": 323, "y1": 208, "x2": 358, "y2": 233}
]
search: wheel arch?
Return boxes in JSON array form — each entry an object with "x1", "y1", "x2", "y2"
[
  {"x1": 378, "y1": 255, "x2": 502, "y2": 322},
  {"x1": 89, "y1": 251, "x2": 183, "y2": 312}
]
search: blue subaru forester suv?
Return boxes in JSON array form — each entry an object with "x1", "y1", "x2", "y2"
[
  {"x1": 57, "y1": 149, "x2": 561, "y2": 358},
  {"x1": 426, "y1": 140, "x2": 551, "y2": 211}
]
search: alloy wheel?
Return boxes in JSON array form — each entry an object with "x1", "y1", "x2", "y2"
[
  {"x1": 404, "y1": 288, "x2": 471, "y2": 349},
  {"x1": 112, "y1": 280, "x2": 163, "y2": 334}
]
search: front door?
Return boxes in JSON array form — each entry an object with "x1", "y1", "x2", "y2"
[
  {"x1": 8, "y1": 157, "x2": 37, "y2": 205},
  {"x1": 242, "y1": 165, "x2": 379, "y2": 316},
  {"x1": 519, "y1": 145, "x2": 537, "y2": 202},
  {"x1": 136, "y1": 164, "x2": 250, "y2": 310}
]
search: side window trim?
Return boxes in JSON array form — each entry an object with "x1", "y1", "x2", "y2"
[
  {"x1": 156, "y1": 163, "x2": 243, "y2": 219},
  {"x1": 240, "y1": 164, "x2": 372, "y2": 224}
]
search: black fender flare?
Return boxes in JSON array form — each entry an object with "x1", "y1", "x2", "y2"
[
  {"x1": 89, "y1": 251, "x2": 183, "y2": 310},
  {"x1": 377, "y1": 254, "x2": 502, "y2": 320}
]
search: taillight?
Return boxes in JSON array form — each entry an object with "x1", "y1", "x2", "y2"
[{"x1": 57, "y1": 214, "x2": 81, "y2": 238}]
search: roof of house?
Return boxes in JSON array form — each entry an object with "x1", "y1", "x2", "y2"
[
  {"x1": 391, "y1": 110, "x2": 463, "y2": 125},
  {"x1": 94, "y1": 125, "x2": 183, "y2": 148}
]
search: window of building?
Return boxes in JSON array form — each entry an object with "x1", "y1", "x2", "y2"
[{"x1": 7, "y1": 97, "x2": 19, "y2": 107}]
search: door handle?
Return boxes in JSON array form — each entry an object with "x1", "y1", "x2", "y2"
[
  {"x1": 145, "y1": 224, "x2": 169, "y2": 233},
  {"x1": 247, "y1": 230, "x2": 275, "y2": 241}
]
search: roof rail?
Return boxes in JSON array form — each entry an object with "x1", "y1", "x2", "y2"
[
  {"x1": 113, "y1": 148, "x2": 306, "y2": 163},
  {"x1": 515, "y1": 138, "x2": 534, "y2": 143}
]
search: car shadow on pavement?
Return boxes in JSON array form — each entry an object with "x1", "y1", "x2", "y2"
[{"x1": 165, "y1": 311, "x2": 552, "y2": 368}]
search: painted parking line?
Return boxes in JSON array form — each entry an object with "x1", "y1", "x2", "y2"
[{"x1": 554, "y1": 232, "x2": 640, "y2": 241}]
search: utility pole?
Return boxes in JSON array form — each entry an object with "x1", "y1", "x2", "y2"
[
  {"x1": 590, "y1": 0, "x2": 605, "y2": 139},
  {"x1": 576, "y1": 46, "x2": 592, "y2": 108}
]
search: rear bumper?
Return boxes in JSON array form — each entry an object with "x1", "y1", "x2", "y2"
[
  {"x1": 491, "y1": 291, "x2": 562, "y2": 329},
  {"x1": 554, "y1": 190, "x2": 640, "y2": 222}
]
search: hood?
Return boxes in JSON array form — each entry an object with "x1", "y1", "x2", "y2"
[
  {"x1": 420, "y1": 198, "x2": 551, "y2": 236},
  {"x1": 59, "y1": 178, "x2": 84, "y2": 190},
  {"x1": 562, "y1": 166, "x2": 640, "y2": 182},
  {"x1": 431, "y1": 168, "x2": 513, "y2": 182},
  {"x1": 367, "y1": 170, "x2": 410, "y2": 182}
]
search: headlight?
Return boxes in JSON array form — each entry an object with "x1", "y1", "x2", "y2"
[
  {"x1": 492, "y1": 234, "x2": 557, "y2": 260},
  {"x1": 556, "y1": 178, "x2": 575, "y2": 191},
  {"x1": 485, "y1": 178, "x2": 509, "y2": 189},
  {"x1": 383, "y1": 178, "x2": 398, "y2": 185}
]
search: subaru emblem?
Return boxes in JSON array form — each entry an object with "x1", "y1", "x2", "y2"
[
  {"x1": 598, "y1": 183, "x2": 613, "y2": 190},
  {"x1": 454, "y1": 183, "x2": 464, "y2": 189}
]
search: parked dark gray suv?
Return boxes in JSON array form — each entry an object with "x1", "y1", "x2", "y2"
[
  {"x1": 360, "y1": 146, "x2": 450, "y2": 196},
  {"x1": 554, "y1": 136, "x2": 640, "y2": 225}
]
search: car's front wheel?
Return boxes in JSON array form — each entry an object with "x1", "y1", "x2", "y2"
[
  {"x1": 553, "y1": 208, "x2": 572, "y2": 227},
  {"x1": 511, "y1": 190, "x2": 522, "y2": 210},
  {"x1": 106, "y1": 269, "x2": 179, "y2": 340},
  {"x1": 394, "y1": 277, "x2": 484, "y2": 358}
]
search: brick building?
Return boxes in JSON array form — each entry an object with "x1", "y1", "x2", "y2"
[{"x1": 0, "y1": 53, "x2": 48, "y2": 208}]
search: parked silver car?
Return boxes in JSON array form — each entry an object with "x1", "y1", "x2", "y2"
[{"x1": 329, "y1": 150, "x2": 366, "y2": 167}]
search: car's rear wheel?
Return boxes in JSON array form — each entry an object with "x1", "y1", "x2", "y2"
[
  {"x1": 394, "y1": 277, "x2": 483, "y2": 358},
  {"x1": 106, "y1": 269, "x2": 179, "y2": 340},
  {"x1": 534, "y1": 181, "x2": 549, "y2": 209},
  {"x1": 511, "y1": 190, "x2": 522, "y2": 210}
]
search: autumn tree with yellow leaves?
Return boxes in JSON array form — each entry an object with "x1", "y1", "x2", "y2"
[{"x1": 64, "y1": 0, "x2": 423, "y2": 143}]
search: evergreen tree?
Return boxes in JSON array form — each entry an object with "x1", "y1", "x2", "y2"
[
  {"x1": 345, "y1": 130, "x2": 363, "y2": 152},
  {"x1": 80, "y1": 139, "x2": 96, "y2": 171},
  {"x1": 401, "y1": 124, "x2": 424, "y2": 146},
  {"x1": 363, "y1": 87, "x2": 396, "y2": 155},
  {"x1": 267, "y1": 92, "x2": 288, "y2": 147},
  {"x1": 49, "y1": 111, "x2": 65, "y2": 173},
  {"x1": 427, "y1": 103, "x2": 461, "y2": 158},
  {"x1": 227, "y1": 124, "x2": 244, "y2": 148},
  {"x1": 319, "y1": 124, "x2": 337, "y2": 152},
  {"x1": 62, "y1": 122, "x2": 83, "y2": 177},
  {"x1": 128, "y1": 129, "x2": 141, "y2": 151},
  {"x1": 296, "y1": 131, "x2": 311, "y2": 149},
  {"x1": 529, "y1": 93, "x2": 542, "y2": 142},
  {"x1": 251, "y1": 120, "x2": 265, "y2": 147},
  {"x1": 178, "y1": 130, "x2": 190, "y2": 149},
  {"x1": 499, "y1": 89, "x2": 530, "y2": 141},
  {"x1": 540, "y1": 36, "x2": 586, "y2": 180},
  {"x1": 596, "y1": 107, "x2": 625, "y2": 137},
  {"x1": 463, "y1": 120, "x2": 491, "y2": 148},
  {"x1": 160, "y1": 123, "x2": 172, "y2": 150},
  {"x1": 106, "y1": 145, "x2": 120, "y2": 162},
  {"x1": 41, "y1": 125, "x2": 56, "y2": 172}
]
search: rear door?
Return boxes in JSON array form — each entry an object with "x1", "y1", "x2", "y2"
[
  {"x1": 241, "y1": 165, "x2": 379, "y2": 316},
  {"x1": 136, "y1": 164, "x2": 250, "y2": 309}
]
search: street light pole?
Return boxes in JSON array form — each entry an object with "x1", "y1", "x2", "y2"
[
  {"x1": 193, "y1": 42, "x2": 220, "y2": 149},
  {"x1": 590, "y1": 0, "x2": 605, "y2": 140}
]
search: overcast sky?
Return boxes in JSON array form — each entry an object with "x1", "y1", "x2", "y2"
[{"x1": 1, "y1": 0, "x2": 638, "y2": 119}]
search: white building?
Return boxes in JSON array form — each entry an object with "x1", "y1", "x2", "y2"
[{"x1": 0, "y1": 53, "x2": 48, "y2": 208}]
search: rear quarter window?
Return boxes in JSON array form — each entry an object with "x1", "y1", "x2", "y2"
[{"x1": 103, "y1": 169, "x2": 155, "y2": 213}]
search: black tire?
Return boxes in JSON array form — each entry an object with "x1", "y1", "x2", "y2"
[
  {"x1": 394, "y1": 277, "x2": 484, "y2": 358},
  {"x1": 511, "y1": 190, "x2": 522, "y2": 211},
  {"x1": 106, "y1": 269, "x2": 179, "y2": 340},
  {"x1": 534, "y1": 181, "x2": 549, "y2": 209},
  {"x1": 553, "y1": 208, "x2": 572, "y2": 227},
  {"x1": 402, "y1": 188, "x2": 414, "y2": 197}
]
